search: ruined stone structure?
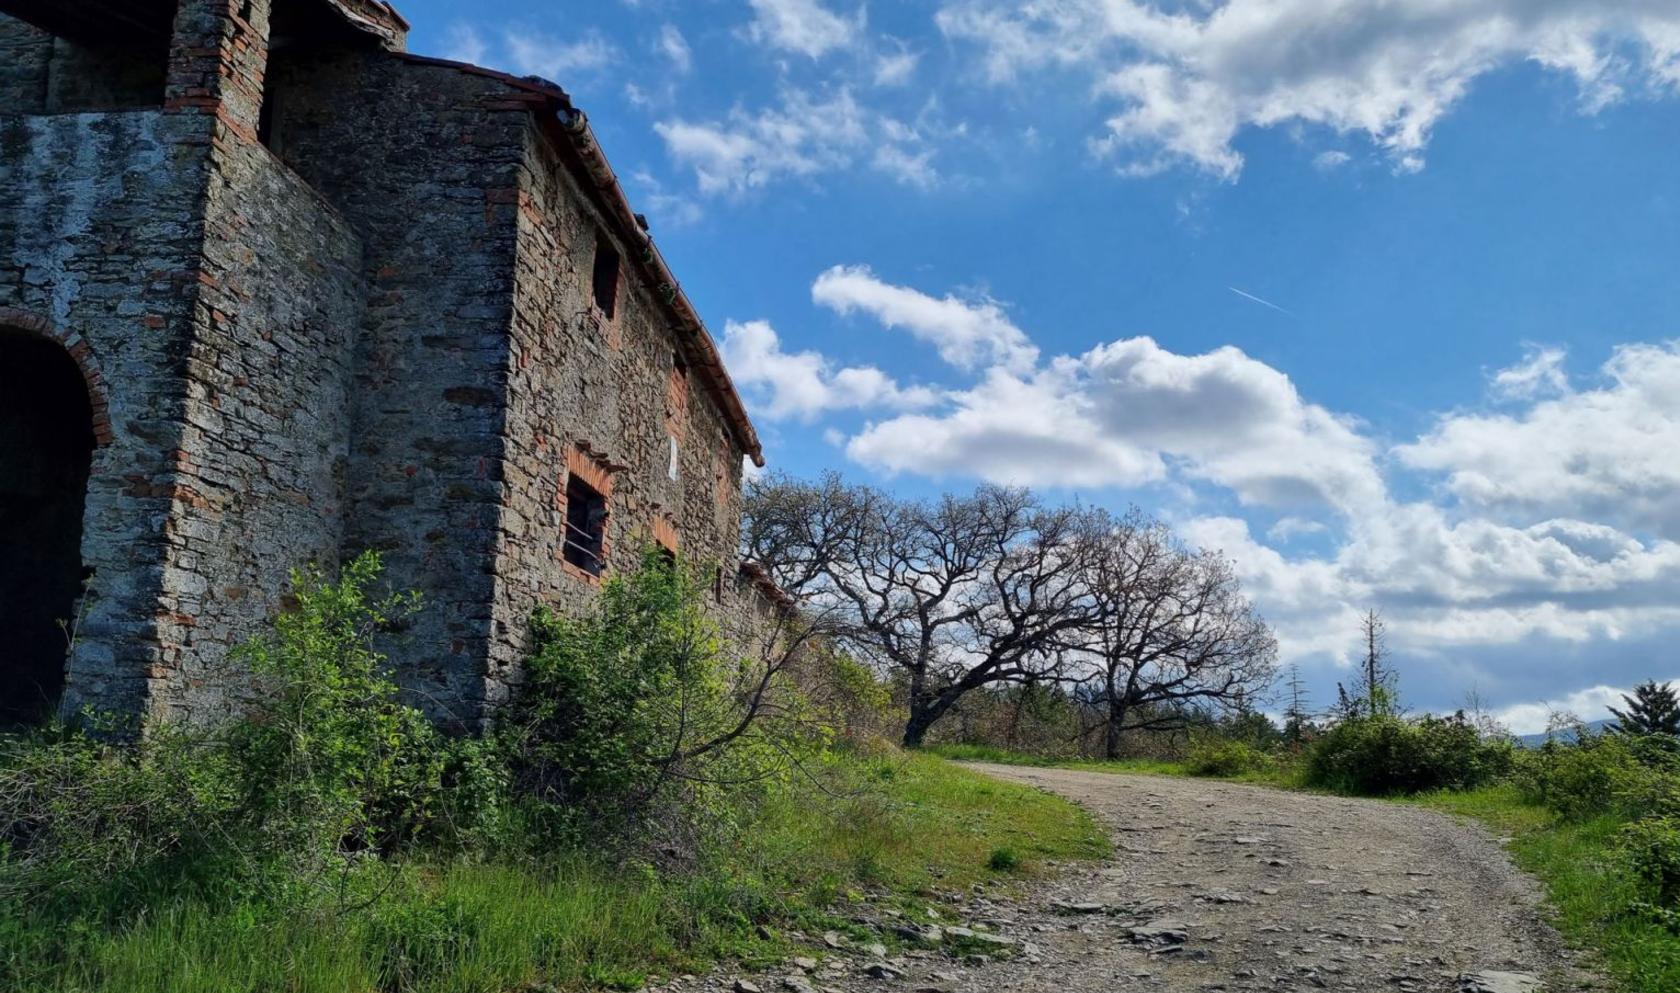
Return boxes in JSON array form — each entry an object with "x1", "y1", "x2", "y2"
[{"x1": 0, "y1": 0, "x2": 766, "y2": 730}]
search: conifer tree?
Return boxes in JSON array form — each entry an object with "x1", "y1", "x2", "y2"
[{"x1": 1609, "y1": 680, "x2": 1680, "y2": 737}]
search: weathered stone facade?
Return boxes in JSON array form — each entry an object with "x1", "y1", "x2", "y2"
[{"x1": 0, "y1": 0, "x2": 765, "y2": 731}]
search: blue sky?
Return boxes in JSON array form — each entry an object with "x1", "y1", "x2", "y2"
[{"x1": 398, "y1": 0, "x2": 1680, "y2": 731}]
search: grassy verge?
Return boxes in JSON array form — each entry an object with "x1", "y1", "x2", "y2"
[
  {"x1": 1416, "y1": 785, "x2": 1680, "y2": 993},
  {"x1": 0, "y1": 750, "x2": 1106, "y2": 993}
]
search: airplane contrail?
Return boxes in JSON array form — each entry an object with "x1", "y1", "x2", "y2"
[{"x1": 1228, "y1": 286, "x2": 1292, "y2": 316}]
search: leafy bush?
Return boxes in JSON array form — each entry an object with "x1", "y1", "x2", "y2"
[
  {"x1": 1515, "y1": 733, "x2": 1680, "y2": 821},
  {"x1": 1186, "y1": 738, "x2": 1271, "y2": 777},
  {"x1": 1303, "y1": 712, "x2": 1513, "y2": 795},
  {"x1": 225, "y1": 555, "x2": 458, "y2": 864},
  {"x1": 1623, "y1": 815, "x2": 1680, "y2": 915},
  {"x1": 504, "y1": 552, "x2": 815, "y2": 844},
  {"x1": 0, "y1": 722, "x2": 241, "y2": 908}
]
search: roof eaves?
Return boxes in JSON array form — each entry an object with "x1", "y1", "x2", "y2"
[
  {"x1": 738, "y1": 560, "x2": 797, "y2": 611},
  {"x1": 322, "y1": 0, "x2": 409, "y2": 48}
]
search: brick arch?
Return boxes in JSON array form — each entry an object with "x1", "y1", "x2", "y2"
[{"x1": 0, "y1": 308, "x2": 113, "y2": 447}]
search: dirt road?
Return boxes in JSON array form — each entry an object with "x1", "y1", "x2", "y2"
[
  {"x1": 954, "y1": 764, "x2": 1598, "y2": 992},
  {"x1": 683, "y1": 765, "x2": 1601, "y2": 993}
]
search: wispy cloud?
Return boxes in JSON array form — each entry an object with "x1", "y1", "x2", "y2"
[
  {"x1": 655, "y1": 89, "x2": 938, "y2": 195},
  {"x1": 503, "y1": 29, "x2": 618, "y2": 79},
  {"x1": 657, "y1": 23, "x2": 692, "y2": 74},
  {"x1": 743, "y1": 0, "x2": 862, "y2": 58}
]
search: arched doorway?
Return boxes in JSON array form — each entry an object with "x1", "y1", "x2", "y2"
[{"x1": 0, "y1": 328, "x2": 95, "y2": 727}]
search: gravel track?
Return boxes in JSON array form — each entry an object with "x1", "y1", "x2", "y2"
[
  {"x1": 959, "y1": 764, "x2": 1600, "y2": 992},
  {"x1": 672, "y1": 765, "x2": 1604, "y2": 993}
]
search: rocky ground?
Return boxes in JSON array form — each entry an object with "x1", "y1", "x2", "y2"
[{"x1": 651, "y1": 765, "x2": 1605, "y2": 993}]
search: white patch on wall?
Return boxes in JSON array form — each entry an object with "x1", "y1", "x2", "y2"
[{"x1": 668, "y1": 435, "x2": 680, "y2": 481}]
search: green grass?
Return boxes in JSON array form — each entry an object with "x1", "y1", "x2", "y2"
[
  {"x1": 1416, "y1": 785, "x2": 1680, "y2": 993},
  {"x1": 0, "y1": 750, "x2": 1107, "y2": 993}
]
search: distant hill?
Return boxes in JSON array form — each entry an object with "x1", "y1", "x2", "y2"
[{"x1": 1515, "y1": 718, "x2": 1615, "y2": 747}]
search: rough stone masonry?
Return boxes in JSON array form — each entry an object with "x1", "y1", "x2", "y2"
[{"x1": 0, "y1": 0, "x2": 770, "y2": 731}]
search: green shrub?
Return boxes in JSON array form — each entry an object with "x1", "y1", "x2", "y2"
[
  {"x1": 224, "y1": 554, "x2": 455, "y2": 864},
  {"x1": 1513, "y1": 732, "x2": 1680, "y2": 822},
  {"x1": 1623, "y1": 815, "x2": 1680, "y2": 922},
  {"x1": 1304, "y1": 712, "x2": 1513, "y2": 795},
  {"x1": 0, "y1": 721, "x2": 242, "y2": 909},
  {"x1": 504, "y1": 552, "x2": 816, "y2": 844},
  {"x1": 1186, "y1": 739, "x2": 1271, "y2": 777}
]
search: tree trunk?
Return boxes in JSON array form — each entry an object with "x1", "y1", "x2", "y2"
[
  {"x1": 903, "y1": 688, "x2": 960, "y2": 748},
  {"x1": 902, "y1": 704, "x2": 937, "y2": 748},
  {"x1": 1104, "y1": 666, "x2": 1126, "y2": 760}
]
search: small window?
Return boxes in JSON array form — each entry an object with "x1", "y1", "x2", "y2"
[
  {"x1": 563, "y1": 474, "x2": 608, "y2": 575},
  {"x1": 713, "y1": 565, "x2": 725, "y2": 603},
  {"x1": 591, "y1": 231, "x2": 620, "y2": 319}
]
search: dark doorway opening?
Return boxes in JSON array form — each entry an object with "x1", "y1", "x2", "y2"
[{"x1": 0, "y1": 330, "x2": 94, "y2": 727}]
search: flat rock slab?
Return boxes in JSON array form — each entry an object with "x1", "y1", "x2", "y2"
[{"x1": 1460, "y1": 971, "x2": 1545, "y2": 993}]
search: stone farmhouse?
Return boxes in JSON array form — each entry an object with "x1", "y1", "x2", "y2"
[{"x1": 0, "y1": 0, "x2": 773, "y2": 731}]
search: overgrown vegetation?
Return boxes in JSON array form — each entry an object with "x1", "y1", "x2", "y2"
[{"x1": 0, "y1": 552, "x2": 1104, "y2": 993}]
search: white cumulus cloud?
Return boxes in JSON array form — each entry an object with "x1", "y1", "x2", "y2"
[
  {"x1": 1398, "y1": 342, "x2": 1680, "y2": 539},
  {"x1": 812, "y1": 265, "x2": 1039, "y2": 372},
  {"x1": 936, "y1": 0, "x2": 1680, "y2": 179},
  {"x1": 721, "y1": 319, "x2": 939, "y2": 421}
]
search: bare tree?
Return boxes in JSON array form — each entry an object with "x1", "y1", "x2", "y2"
[
  {"x1": 1461, "y1": 685, "x2": 1511, "y2": 740},
  {"x1": 743, "y1": 473, "x2": 1095, "y2": 747},
  {"x1": 1073, "y1": 508, "x2": 1280, "y2": 759},
  {"x1": 1283, "y1": 663, "x2": 1313, "y2": 746},
  {"x1": 1356, "y1": 608, "x2": 1396, "y2": 716}
]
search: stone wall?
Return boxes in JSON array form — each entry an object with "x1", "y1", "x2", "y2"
[
  {"x1": 260, "y1": 49, "x2": 530, "y2": 728},
  {"x1": 149, "y1": 132, "x2": 364, "y2": 724},
  {"x1": 0, "y1": 15, "x2": 50, "y2": 111},
  {"x1": 0, "y1": 107, "x2": 210, "y2": 720},
  {"x1": 488, "y1": 116, "x2": 750, "y2": 709}
]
